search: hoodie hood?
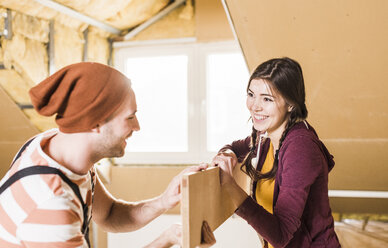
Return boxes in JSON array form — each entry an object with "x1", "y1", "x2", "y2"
[{"x1": 286, "y1": 121, "x2": 335, "y2": 172}]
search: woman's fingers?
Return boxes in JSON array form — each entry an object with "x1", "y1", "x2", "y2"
[
  {"x1": 182, "y1": 164, "x2": 208, "y2": 174},
  {"x1": 211, "y1": 152, "x2": 236, "y2": 171}
]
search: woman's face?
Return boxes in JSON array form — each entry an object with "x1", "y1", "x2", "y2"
[{"x1": 246, "y1": 79, "x2": 290, "y2": 137}]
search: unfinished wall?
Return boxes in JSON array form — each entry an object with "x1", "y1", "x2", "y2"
[
  {"x1": 107, "y1": 0, "x2": 170, "y2": 30},
  {"x1": 0, "y1": 7, "x2": 111, "y2": 178},
  {"x1": 127, "y1": 0, "x2": 195, "y2": 41},
  {"x1": 116, "y1": 0, "x2": 233, "y2": 42},
  {"x1": 87, "y1": 27, "x2": 111, "y2": 64},
  {"x1": 54, "y1": 22, "x2": 84, "y2": 71},
  {"x1": 195, "y1": 0, "x2": 234, "y2": 42},
  {"x1": 0, "y1": 86, "x2": 39, "y2": 178},
  {"x1": 0, "y1": 0, "x2": 170, "y2": 31}
]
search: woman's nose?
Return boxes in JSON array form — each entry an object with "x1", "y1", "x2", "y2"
[{"x1": 251, "y1": 99, "x2": 263, "y2": 111}]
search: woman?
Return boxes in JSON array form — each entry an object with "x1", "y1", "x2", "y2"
[{"x1": 211, "y1": 57, "x2": 341, "y2": 247}]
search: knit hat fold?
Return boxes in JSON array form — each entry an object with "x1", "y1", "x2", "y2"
[{"x1": 29, "y1": 62, "x2": 131, "y2": 133}]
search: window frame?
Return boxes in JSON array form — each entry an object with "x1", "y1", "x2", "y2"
[{"x1": 114, "y1": 39, "x2": 247, "y2": 164}]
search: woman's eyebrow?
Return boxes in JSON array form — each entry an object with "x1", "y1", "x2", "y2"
[{"x1": 260, "y1": 93, "x2": 274, "y2": 97}]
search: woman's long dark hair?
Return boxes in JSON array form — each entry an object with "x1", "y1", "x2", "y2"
[{"x1": 241, "y1": 57, "x2": 308, "y2": 181}]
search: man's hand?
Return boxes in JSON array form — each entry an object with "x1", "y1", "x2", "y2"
[
  {"x1": 160, "y1": 164, "x2": 208, "y2": 210},
  {"x1": 144, "y1": 220, "x2": 215, "y2": 248},
  {"x1": 143, "y1": 223, "x2": 182, "y2": 248}
]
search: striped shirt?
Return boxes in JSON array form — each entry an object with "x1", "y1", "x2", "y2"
[{"x1": 0, "y1": 129, "x2": 95, "y2": 248}]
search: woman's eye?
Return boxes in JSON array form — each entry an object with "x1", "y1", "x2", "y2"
[
  {"x1": 264, "y1": 97, "x2": 274, "y2": 102},
  {"x1": 247, "y1": 92, "x2": 254, "y2": 97}
]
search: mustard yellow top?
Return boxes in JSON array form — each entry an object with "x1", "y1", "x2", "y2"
[{"x1": 255, "y1": 142, "x2": 275, "y2": 248}]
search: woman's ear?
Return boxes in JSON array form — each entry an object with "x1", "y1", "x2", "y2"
[{"x1": 288, "y1": 105, "x2": 294, "y2": 112}]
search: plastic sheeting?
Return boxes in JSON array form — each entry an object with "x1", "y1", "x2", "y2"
[
  {"x1": 56, "y1": 0, "x2": 131, "y2": 20},
  {"x1": 131, "y1": 1, "x2": 195, "y2": 41},
  {"x1": 0, "y1": 69, "x2": 31, "y2": 103},
  {"x1": 23, "y1": 108, "x2": 57, "y2": 132},
  {"x1": 106, "y1": 0, "x2": 170, "y2": 30},
  {"x1": 2, "y1": 34, "x2": 48, "y2": 84},
  {"x1": 87, "y1": 27, "x2": 110, "y2": 64},
  {"x1": 1, "y1": 0, "x2": 170, "y2": 31},
  {"x1": 0, "y1": 0, "x2": 57, "y2": 20},
  {"x1": 13, "y1": 11, "x2": 50, "y2": 43},
  {"x1": 0, "y1": 8, "x2": 109, "y2": 132},
  {"x1": 54, "y1": 22, "x2": 84, "y2": 70}
]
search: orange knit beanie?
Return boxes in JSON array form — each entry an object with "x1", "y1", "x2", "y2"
[{"x1": 29, "y1": 62, "x2": 131, "y2": 133}]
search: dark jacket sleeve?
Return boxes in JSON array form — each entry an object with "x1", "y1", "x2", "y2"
[
  {"x1": 235, "y1": 134, "x2": 325, "y2": 247},
  {"x1": 219, "y1": 136, "x2": 251, "y2": 163}
]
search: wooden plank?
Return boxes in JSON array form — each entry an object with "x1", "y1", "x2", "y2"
[{"x1": 181, "y1": 165, "x2": 250, "y2": 248}]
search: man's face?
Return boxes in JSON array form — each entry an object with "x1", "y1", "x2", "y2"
[{"x1": 98, "y1": 88, "x2": 140, "y2": 158}]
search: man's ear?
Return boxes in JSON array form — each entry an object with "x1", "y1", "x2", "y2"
[{"x1": 91, "y1": 124, "x2": 101, "y2": 133}]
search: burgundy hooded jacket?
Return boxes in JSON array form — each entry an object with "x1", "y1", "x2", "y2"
[{"x1": 221, "y1": 121, "x2": 341, "y2": 247}]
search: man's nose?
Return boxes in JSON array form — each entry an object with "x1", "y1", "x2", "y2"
[{"x1": 133, "y1": 116, "x2": 140, "y2": 131}]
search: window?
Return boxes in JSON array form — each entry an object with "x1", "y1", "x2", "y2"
[
  {"x1": 125, "y1": 55, "x2": 188, "y2": 152},
  {"x1": 114, "y1": 40, "x2": 250, "y2": 164},
  {"x1": 206, "y1": 52, "x2": 251, "y2": 152}
]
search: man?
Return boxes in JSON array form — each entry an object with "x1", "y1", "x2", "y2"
[{"x1": 0, "y1": 62, "x2": 210, "y2": 247}]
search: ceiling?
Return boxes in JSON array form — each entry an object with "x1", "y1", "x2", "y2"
[{"x1": 0, "y1": 0, "x2": 188, "y2": 37}]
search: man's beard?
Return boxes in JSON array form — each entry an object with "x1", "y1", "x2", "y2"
[
  {"x1": 104, "y1": 140, "x2": 125, "y2": 158},
  {"x1": 99, "y1": 128, "x2": 126, "y2": 158}
]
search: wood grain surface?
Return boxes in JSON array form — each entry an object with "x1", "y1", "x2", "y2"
[{"x1": 181, "y1": 165, "x2": 250, "y2": 248}]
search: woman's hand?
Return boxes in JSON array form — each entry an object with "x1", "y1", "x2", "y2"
[
  {"x1": 211, "y1": 149, "x2": 238, "y2": 169},
  {"x1": 211, "y1": 150, "x2": 248, "y2": 209},
  {"x1": 210, "y1": 149, "x2": 237, "y2": 185}
]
